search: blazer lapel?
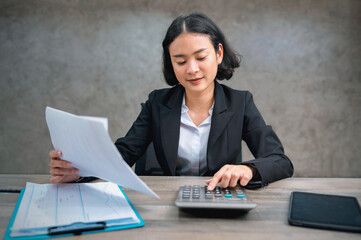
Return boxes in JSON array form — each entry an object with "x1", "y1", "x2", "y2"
[
  {"x1": 159, "y1": 85, "x2": 184, "y2": 175},
  {"x1": 207, "y1": 82, "x2": 234, "y2": 171}
]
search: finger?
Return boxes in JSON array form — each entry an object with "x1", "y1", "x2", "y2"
[
  {"x1": 53, "y1": 167, "x2": 79, "y2": 175},
  {"x1": 227, "y1": 166, "x2": 244, "y2": 187},
  {"x1": 207, "y1": 166, "x2": 229, "y2": 190},
  {"x1": 50, "y1": 173, "x2": 64, "y2": 176},
  {"x1": 229, "y1": 173, "x2": 239, "y2": 187},
  {"x1": 49, "y1": 150, "x2": 62, "y2": 159},
  {"x1": 239, "y1": 172, "x2": 252, "y2": 186},
  {"x1": 48, "y1": 159, "x2": 72, "y2": 168},
  {"x1": 219, "y1": 170, "x2": 232, "y2": 188},
  {"x1": 50, "y1": 167, "x2": 79, "y2": 176},
  {"x1": 206, "y1": 178, "x2": 219, "y2": 191}
]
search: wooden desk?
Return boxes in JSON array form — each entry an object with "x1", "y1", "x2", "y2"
[{"x1": 1, "y1": 175, "x2": 360, "y2": 240}]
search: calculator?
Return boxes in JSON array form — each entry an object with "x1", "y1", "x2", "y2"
[{"x1": 175, "y1": 185, "x2": 257, "y2": 210}]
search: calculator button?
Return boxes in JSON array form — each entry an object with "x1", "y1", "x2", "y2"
[
  {"x1": 215, "y1": 193, "x2": 223, "y2": 198},
  {"x1": 176, "y1": 185, "x2": 256, "y2": 209},
  {"x1": 237, "y1": 194, "x2": 246, "y2": 199},
  {"x1": 205, "y1": 194, "x2": 212, "y2": 199}
]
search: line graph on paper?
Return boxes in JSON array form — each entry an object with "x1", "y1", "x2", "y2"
[
  {"x1": 79, "y1": 182, "x2": 137, "y2": 222},
  {"x1": 57, "y1": 182, "x2": 138, "y2": 225},
  {"x1": 12, "y1": 182, "x2": 138, "y2": 230}
]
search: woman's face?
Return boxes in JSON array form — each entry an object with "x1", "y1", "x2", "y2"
[{"x1": 169, "y1": 33, "x2": 223, "y2": 95}]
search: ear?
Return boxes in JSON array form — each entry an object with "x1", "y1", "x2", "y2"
[{"x1": 217, "y1": 43, "x2": 223, "y2": 65}]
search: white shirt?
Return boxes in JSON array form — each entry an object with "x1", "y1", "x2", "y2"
[{"x1": 175, "y1": 95, "x2": 214, "y2": 176}]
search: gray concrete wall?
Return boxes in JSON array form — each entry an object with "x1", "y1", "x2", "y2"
[{"x1": 1, "y1": 0, "x2": 360, "y2": 177}]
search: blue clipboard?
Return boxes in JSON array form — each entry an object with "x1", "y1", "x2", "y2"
[{"x1": 4, "y1": 186, "x2": 145, "y2": 240}]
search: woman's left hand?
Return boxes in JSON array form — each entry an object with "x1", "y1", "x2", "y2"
[{"x1": 206, "y1": 164, "x2": 253, "y2": 191}]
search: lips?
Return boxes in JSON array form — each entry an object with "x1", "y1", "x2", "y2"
[{"x1": 187, "y1": 77, "x2": 203, "y2": 83}]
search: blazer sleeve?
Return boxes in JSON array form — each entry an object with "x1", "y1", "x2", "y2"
[
  {"x1": 114, "y1": 90, "x2": 156, "y2": 167},
  {"x1": 241, "y1": 91, "x2": 294, "y2": 187}
]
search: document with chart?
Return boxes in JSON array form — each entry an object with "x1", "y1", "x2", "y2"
[
  {"x1": 8, "y1": 182, "x2": 143, "y2": 237},
  {"x1": 45, "y1": 106, "x2": 159, "y2": 198}
]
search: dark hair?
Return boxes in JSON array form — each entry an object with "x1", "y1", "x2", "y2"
[{"x1": 162, "y1": 12, "x2": 241, "y2": 86}]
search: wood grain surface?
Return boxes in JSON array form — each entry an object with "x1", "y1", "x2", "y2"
[{"x1": 1, "y1": 175, "x2": 360, "y2": 240}]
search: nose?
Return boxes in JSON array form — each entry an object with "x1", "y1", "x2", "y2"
[{"x1": 186, "y1": 59, "x2": 199, "y2": 74}]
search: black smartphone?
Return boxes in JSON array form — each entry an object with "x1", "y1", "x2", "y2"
[{"x1": 288, "y1": 191, "x2": 361, "y2": 232}]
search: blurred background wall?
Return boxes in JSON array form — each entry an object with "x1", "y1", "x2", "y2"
[{"x1": 1, "y1": 0, "x2": 360, "y2": 177}]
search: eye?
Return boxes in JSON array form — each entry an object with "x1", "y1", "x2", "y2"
[
  {"x1": 197, "y1": 56, "x2": 206, "y2": 61},
  {"x1": 176, "y1": 61, "x2": 186, "y2": 66}
]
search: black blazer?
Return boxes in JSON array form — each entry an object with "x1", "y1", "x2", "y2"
[{"x1": 115, "y1": 81, "x2": 293, "y2": 187}]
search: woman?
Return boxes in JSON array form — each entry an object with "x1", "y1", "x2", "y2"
[{"x1": 49, "y1": 13, "x2": 293, "y2": 190}]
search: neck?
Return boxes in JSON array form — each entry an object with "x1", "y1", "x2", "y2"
[{"x1": 184, "y1": 81, "x2": 215, "y2": 111}]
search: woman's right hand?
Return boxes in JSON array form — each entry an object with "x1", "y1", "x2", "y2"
[{"x1": 48, "y1": 150, "x2": 80, "y2": 183}]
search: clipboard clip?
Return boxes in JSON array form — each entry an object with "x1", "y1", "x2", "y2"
[{"x1": 48, "y1": 222, "x2": 106, "y2": 235}]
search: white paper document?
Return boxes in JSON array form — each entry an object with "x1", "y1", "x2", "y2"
[
  {"x1": 45, "y1": 106, "x2": 159, "y2": 198},
  {"x1": 11, "y1": 182, "x2": 139, "y2": 237}
]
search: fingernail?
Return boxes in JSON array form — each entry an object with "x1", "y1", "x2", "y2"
[
  {"x1": 66, "y1": 162, "x2": 71, "y2": 167},
  {"x1": 57, "y1": 151, "x2": 61, "y2": 156}
]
